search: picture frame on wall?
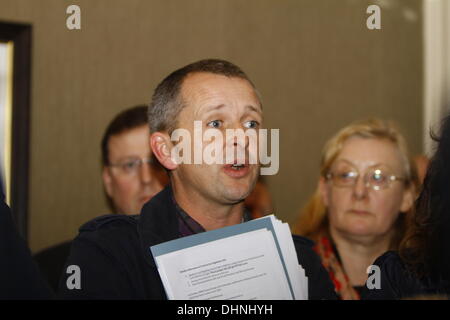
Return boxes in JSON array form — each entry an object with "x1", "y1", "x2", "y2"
[{"x1": 0, "y1": 21, "x2": 32, "y2": 240}]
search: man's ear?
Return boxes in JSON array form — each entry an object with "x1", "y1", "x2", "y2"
[
  {"x1": 150, "y1": 132, "x2": 178, "y2": 170},
  {"x1": 318, "y1": 176, "x2": 330, "y2": 207},
  {"x1": 102, "y1": 167, "x2": 114, "y2": 197}
]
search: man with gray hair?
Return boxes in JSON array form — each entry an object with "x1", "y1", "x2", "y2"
[{"x1": 59, "y1": 59, "x2": 336, "y2": 299}]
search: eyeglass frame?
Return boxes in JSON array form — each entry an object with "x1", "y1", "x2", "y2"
[
  {"x1": 324, "y1": 166, "x2": 407, "y2": 191},
  {"x1": 107, "y1": 156, "x2": 162, "y2": 175}
]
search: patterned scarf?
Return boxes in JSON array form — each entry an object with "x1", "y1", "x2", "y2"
[{"x1": 313, "y1": 233, "x2": 360, "y2": 300}]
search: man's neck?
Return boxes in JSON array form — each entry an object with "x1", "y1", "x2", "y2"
[{"x1": 171, "y1": 182, "x2": 245, "y2": 231}]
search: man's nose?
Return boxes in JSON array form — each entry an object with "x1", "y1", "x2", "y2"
[
  {"x1": 225, "y1": 124, "x2": 250, "y2": 148},
  {"x1": 225, "y1": 129, "x2": 250, "y2": 164},
  {"x1": 139, "y1": 161, "x2": 153, "y2": 185},
  {"x1": 352, "y1": 176, "x2": 368, "y2": 200}
]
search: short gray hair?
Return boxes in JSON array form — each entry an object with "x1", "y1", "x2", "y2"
[{"x1": 148, "y1": 59, "x2": 257, "y2": 134}]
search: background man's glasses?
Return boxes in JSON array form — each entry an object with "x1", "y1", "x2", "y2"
[
  {"x1": 108, "y1": 157, "x2": 161, "y2": 175},
  {"x1": 325, "y1": 167, "x2": 405, "y2": 191}
]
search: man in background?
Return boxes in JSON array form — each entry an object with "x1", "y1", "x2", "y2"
[
  {"x1": 35, "y1": 105, "x2": 168, "y2": 291},
  {"x1": 101, "y1": 105, "x2": 169, "y2": 214}
]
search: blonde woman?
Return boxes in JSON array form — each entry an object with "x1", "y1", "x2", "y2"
[{"x1": 293, "y1": 118, "x2": 419, "y2": 299}]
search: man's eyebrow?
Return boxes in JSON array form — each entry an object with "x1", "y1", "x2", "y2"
[
  {"x1": 200, "y1": 104, "x2": 262, "y2": 116},
  {"x1": 195, "y1": 104, "x2": 226, "y2": 118},
  {"x1": 115, "y1": 156, "x2": 141, "y2": 162},
  {"x1": 245, "y1": 105, "x2": 262, "y2": 114},
  {"x1": 203, "y1": 104, "x2": 226, "y2": 113}
]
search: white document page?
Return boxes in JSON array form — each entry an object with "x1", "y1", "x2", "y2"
[
  {"x1": 154, "y1": 229, "x2": 293, "y2": 300},
  {"x1": 272, "y1": 218, "x2": 308, "y2": 300}
]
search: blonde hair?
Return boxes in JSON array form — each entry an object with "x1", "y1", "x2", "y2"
[{"x1": 293, "y1": 118, "x2": 419, "y2": 245}]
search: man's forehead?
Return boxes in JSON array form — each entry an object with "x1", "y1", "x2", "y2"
[
  {"x1": 180, "y1": 72, "x2": 261, "y2": 108},
  {"x1": 108, "y1": 126, "x2": 149, "y2": 152}
]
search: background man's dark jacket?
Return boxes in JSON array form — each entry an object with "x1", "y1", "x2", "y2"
[{"x1": 59, "y1": 186, "x2": 337, "y2": 299}]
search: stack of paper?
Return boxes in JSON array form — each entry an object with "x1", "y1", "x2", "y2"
[{"x1": 150, "y1": 215, "x2": 308, "y2": 300}]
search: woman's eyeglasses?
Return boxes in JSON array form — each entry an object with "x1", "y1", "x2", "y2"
[{"x1": 325, "y1": 167, "x2": 405, "y2": 191}]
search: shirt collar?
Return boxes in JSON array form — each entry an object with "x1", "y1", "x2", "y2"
[{"x1": 171, "y1": 193, "x2": 252, "y2": 237}]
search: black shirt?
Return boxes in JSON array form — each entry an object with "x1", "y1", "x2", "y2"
[{"x1": 58, "y1": 185, "x2": 337, "y2": 300}]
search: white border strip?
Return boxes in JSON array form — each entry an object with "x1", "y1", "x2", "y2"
[{"x1": 423, "y1": 0, "x2": 450, "y2": 156}]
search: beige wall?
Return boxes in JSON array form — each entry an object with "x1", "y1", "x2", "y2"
[{"x1": 0, "y1": 0, "x2": 423, "y2": 253}]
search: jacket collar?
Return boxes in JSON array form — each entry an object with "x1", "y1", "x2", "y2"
[
  {"x1": 138, "y1": 184, "x2": 179, "y2": 268},
  {"x1": 137, "y1": 184, "x2": 252, "y2": 267}
]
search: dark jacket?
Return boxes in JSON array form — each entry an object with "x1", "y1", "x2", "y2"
[
  {"x1": 34, "y1": 241, "x2": 72, "y2": 292},
  {"x1": 364, "y1": 251, "x2": 450, "y2": 299},
  {"x1": 58, "y1": 185, "x2": 337, "y2": 300},
  {"x1": 0, "y1": 190, "x2": 53, "y2": 299}
]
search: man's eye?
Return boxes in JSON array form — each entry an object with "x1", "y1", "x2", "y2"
[
  {"x1": 244, "y1": 120, "x2": 259, "y2": 129},
  {"x1": 122, "y1": 161, "x2": 139, "y2": 171},
  {"x1": 207, "y1": 120, "x2": 222, "y2": 128}
]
